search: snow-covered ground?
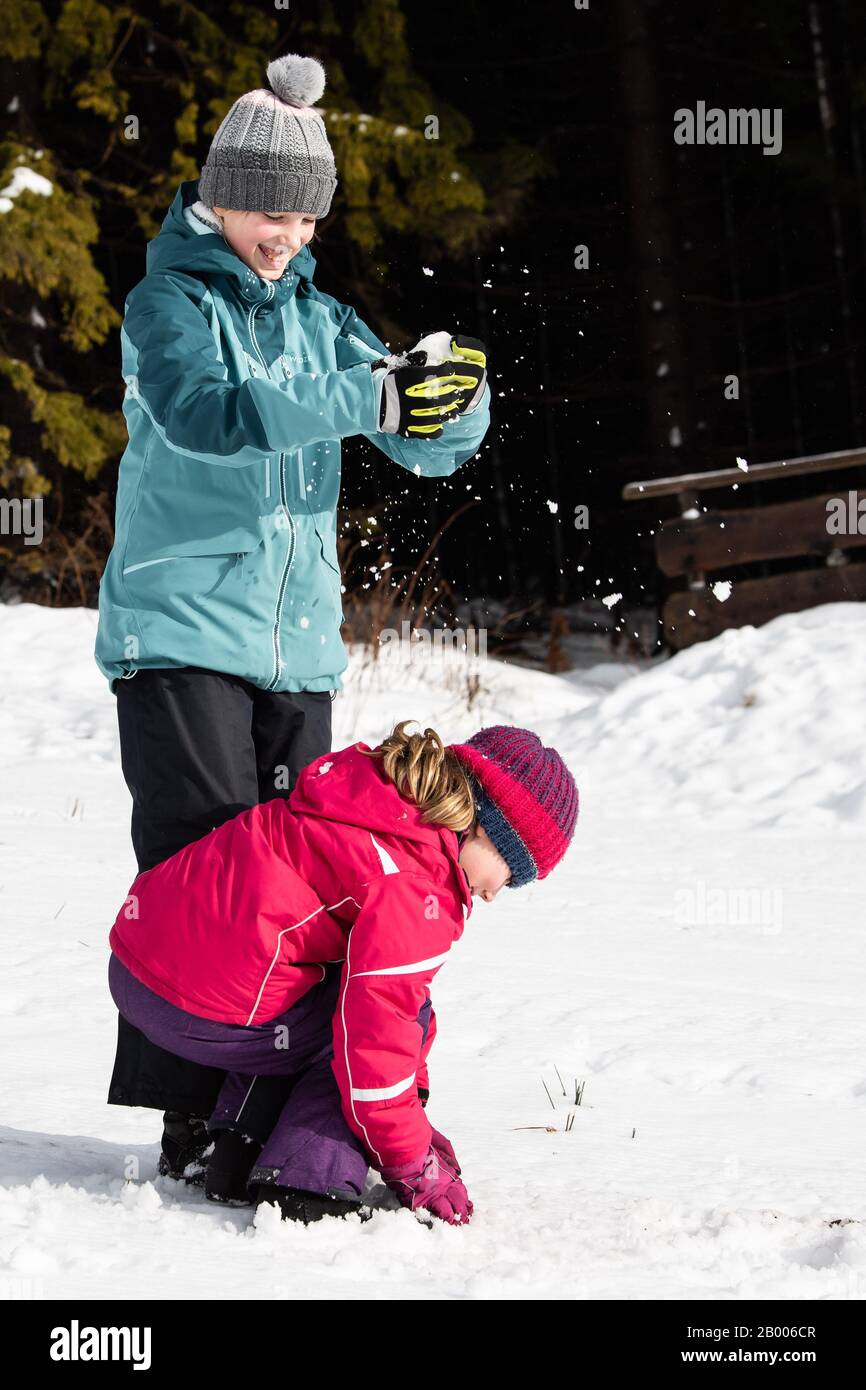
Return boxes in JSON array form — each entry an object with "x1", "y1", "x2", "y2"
[{"x1": 1, "y1": 600, "x2": 864, "y2": 1300}]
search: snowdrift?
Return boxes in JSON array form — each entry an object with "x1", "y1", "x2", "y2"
[{"x1": 566, "y1": 603, "x2": 866, "y2": 830}]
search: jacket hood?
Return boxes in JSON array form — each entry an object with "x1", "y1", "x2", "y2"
[
  {"x1": 146, "y1": 179, "x2": 317, "y2": 307},
  {"x1": 290, "y1": 741, "x2": 474, "y2": 918}
]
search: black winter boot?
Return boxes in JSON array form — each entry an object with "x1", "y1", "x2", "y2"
[
  {"x1": 158, "y1": 1111, "x2": 213, "y2": 1183},
  {"x1": 204, "y1": 1129, "x2": 261, "y2": 1207},
  {"x1": 254, "y1": 1184, "x2": 371, "y2": 1224}
]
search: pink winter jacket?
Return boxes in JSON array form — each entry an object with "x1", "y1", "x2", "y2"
[{"x1": 109, "y1": 741, "x2": 474, "y2": 1169}]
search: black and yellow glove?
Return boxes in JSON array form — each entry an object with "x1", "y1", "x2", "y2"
[{"x1": 373, "y1": 333, "x2": 487, "y2": 439}]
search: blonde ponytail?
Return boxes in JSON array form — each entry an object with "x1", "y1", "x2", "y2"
[{"x1": 359, "y1": 719, "x2": 476, "y2": 832}]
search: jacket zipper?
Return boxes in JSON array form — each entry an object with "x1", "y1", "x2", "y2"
[{"x1": 247, "y1": 283, "x2": 295, "y2": 691}]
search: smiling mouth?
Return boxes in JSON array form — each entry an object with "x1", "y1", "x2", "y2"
[{"x1": 257, "y1": 244, "x2": 291, "y2": 265}]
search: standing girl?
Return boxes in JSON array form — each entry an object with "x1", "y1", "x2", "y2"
[{"x1": 95, "y1": 53, "x2": 491, "y2": 1191}]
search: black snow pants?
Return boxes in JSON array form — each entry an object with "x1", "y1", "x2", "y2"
[{"x1": 107, "y1": 664, "x2": 333, "y2": 1115}]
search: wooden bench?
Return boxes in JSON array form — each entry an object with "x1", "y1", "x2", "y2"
[{"x1": 622, "y1": 448, "x2": 866, "y2": 649}]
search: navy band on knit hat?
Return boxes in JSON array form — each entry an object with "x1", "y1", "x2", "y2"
[{"x1": 472, "y1": 781, "x2": 538, "y2": 888}]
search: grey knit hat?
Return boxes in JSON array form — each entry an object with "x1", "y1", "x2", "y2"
[{"x1": 198, "y1": 55, "x2": 337, "y2": 217}]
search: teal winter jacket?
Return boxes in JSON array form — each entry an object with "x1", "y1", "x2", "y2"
[{"x1": 94, "y1": 179, "x2": 491, "y2": 693}]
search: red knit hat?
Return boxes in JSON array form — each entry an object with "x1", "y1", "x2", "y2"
[{"x1": 446, "y1": 726, "x2": 578, "y2": 887}]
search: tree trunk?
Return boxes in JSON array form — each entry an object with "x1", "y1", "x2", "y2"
[
  {"x1": 809, "y1": 0, "x2": 863, "y2": 443},
  {"x1": 611, "y1": 0, "x2": 695, "y2": 471}
]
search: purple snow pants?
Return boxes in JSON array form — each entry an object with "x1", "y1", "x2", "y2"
[{"x1": 108, "y1": 953, "x2": 369, "y2": 1200}]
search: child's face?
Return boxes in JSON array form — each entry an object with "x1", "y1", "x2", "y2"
[
  {"x1": 458, "y1": 823, "x2": 513, "y2": 902},
  {"x1": 212, "y1": 207, "x2": 317, "y2": 281}
]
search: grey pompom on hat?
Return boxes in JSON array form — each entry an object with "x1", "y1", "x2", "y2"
[
  {"x1": 198, "y1": 54, "x2": 338, "y2": 217},
  {"x1": 266, "y1": 55, "x2": 326, "y2": 107}
]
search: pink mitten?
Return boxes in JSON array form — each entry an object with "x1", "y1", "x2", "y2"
[{"x1": 381, "y1": 1143, "x2": 473, "y2": 1225}]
